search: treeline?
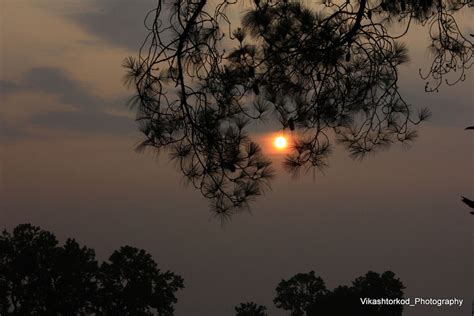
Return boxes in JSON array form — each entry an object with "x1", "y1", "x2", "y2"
[{"x1": 1, "y1": 224, "x2": 404, "y2": 315}]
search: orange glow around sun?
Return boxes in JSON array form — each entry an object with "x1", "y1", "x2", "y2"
[{"x1": 274, "y1": 136, "x2": 288, "y2": 150}]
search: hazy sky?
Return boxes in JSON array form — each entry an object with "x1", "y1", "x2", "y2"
[{"x1": 1, "y1": 1, "x2": 473, "y2": 315}]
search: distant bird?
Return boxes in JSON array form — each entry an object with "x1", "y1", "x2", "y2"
[
  {"x1": 461, "y1": 196, "x2": 474, "y2": 210},
  {"x1": 465, "y1": 126, "x2": 474, "y2": 130}
]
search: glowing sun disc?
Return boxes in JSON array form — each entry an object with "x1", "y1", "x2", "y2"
[{"x1": 274, "y1": 136, "x2": 288, "y2": 149}]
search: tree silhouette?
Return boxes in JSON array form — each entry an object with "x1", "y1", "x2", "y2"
[
  {"x1": 309, "y1": 271, "x2": 405, "y2": 315},
  {"x1": 98, "y1": 246, "x2": 184, "y2": 316},
  {"x1": 124, "y1": 0, "x2": 472, "y2": 216},
  {"x1": 0, "y1": 224, "x2": 98, "y2": 315},
  {"x1": 273, "y1": 271, "x2": 327, "y2": 316},
  {"x1": 2, "y1": 225, "x2": 408, "y2": 315},
  {"x1": 348, "y1": 271, "x2": 405, "y2": 315},
  {"x1": 237, "y1": 270, "x2": 405, "y2": 316},
  {"x1": 0, "y1": 224, "x2": 184, "y2": 315}
]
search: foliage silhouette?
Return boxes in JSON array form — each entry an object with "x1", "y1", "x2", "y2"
[
  {"x1": 461, "y1": 196, "x2": 474, "y2": 211},
  {"x1": 308, "y1": 270, "x2": 405, "y2": 315},
  {"x1": 461, "y1": 126, "x2": 473, "y2": 214},
  {"x1": 237, "y1": 270, "x2": 405, "y2": 316},
  {"x1": 124, "y1": 0, "x2": 472, "y2": 216},
  {"x1": 1, "y1": 225, "x2": 407, "y2": 315},
  {"x1": 98, "y1": 246, "x2": 184, "y2": 315},
  {"x1": 0, "y1": 224, "x2": 184, "y2": 316},
  {"x1": 273, "y1": 271, "x2": 327, "y2": 316}
]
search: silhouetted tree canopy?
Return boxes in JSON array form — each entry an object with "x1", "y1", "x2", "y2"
[
  {"x1": 273, "y1": 271, "x2": 327, "y2": 316},
  {"x1": 1, "y1": 225, "x2": 407, "y2": 315},
  {"x1": 125, "y1": 0, "x2": 473, "y2": 215},
  {"x1": 0, "y1": 224, "x2": 184, "y2": 315},
  {"x1": 235, "y1": 302, "x2": 268, "y2": 316},
  {"x1": 237, "y1": 270, "x2": 405, "y2": 316},
  {"x1": 307, "y1": 271, "x2": 405, "y2": 315}
]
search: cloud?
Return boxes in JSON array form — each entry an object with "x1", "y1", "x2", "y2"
[
  {"x1": 0, "y1": 80, "x2": 21, "y2": 94},
  {"x1": 0, "y1": 117, "x2": 26, "y2": 144},
  {"x1": 2, "y1": 67, "x2": 135, "y2": 135},
  {"x1": 68, "y1": 0, "x2": 156, "y2": 51},
  {"x1": 21, "y1": 67, "x2": 102, "y2": 111},
  {"x1": 30, "y1": 109, "x2": 134, "y2": 134}
]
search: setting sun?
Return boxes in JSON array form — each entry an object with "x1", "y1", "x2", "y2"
[{"x1": 274, "y1": 136, "x2": 288, "y2": 150}]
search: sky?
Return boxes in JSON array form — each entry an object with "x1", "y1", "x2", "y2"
[{"x1": 0, "y1": 1, "x2": 473, "y2": 315}]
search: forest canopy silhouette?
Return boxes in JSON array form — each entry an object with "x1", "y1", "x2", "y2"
[
  {"x1": 124, "y1": 0, "x2": 473, "y2": 215},
  {"x1": 0, "y1": 224, "x2": 405, "y2": 316},
  {"x1": 234, "y1": 269, "x2": 405, "y2": 316},
  {"x1": 0, "y1": 224, "x2": 184, "y2": 316}
]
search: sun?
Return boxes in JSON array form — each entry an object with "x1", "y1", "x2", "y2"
[{"x1": 274, "y1": 136, "x2": 288, "y2": 150}]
